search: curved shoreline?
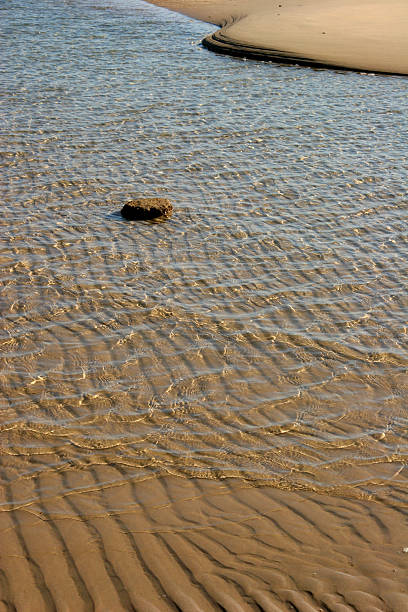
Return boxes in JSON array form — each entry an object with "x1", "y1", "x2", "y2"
[
  {"x1": 145, "y1": 0, "x2": 408, "y2": 75},
  {"x1": 202, "y1": 30, "x2": 407, "y2": 76},
  {"x1": 201, "y1": 31, "x2": 366, "y2": 73}
]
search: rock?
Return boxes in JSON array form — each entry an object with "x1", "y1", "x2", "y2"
[{"x1": 120, "y1": 198, "x2": 173, "y2": 221}]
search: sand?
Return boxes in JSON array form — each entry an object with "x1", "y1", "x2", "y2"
[
  {"x1": 146, "y1": 0, "x2": 408, "y2": 74},
  {"x1": 1, "y1": 473, "x2": 408, "y2": 610}
]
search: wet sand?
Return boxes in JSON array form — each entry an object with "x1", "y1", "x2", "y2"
[
  {"x1": 1, "y1": 473, "x2": 408, "y2": 610},
  {"x1": 146, "y1": 0, "x2": 408, "y2": 74}
]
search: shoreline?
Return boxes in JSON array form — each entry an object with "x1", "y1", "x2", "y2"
[{"x1": 145, "y1": 0, "x2": 408, "y2": 75}]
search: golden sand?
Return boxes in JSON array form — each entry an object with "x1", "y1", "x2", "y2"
[
  {"x1": 146, "y1": 0, "x2": 408, "y2": 74},
  {"x1": 2, "y1": 474, "x2": 408, "y2": 610}
]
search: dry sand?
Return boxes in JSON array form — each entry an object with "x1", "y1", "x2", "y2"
[{"x1": 146, "y1": 0, "x2": 408, "y2": 74}]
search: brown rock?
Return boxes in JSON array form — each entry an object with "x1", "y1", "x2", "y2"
[{"x1": 120, "y1": 198, "x2": 173, "y2": 220}]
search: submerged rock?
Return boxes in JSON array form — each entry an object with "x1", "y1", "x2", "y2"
[{"x1": 120, "y1": 198, "x2": 173, "y2": 221}]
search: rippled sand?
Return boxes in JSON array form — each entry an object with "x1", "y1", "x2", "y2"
[
  {"x1": 147, "y1": 0, "x2": 408, "y2": 74},
  {"x1": 1, "y1": 0, "x2": 408, "y2": 608},
  {"x1": 1, "y1": 475, "x2": 408, "y2": 610}
]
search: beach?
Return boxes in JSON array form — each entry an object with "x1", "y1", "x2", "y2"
[
  {"x1": 1, "y1": 0, "x2": 408, "y2": 608},
  {"x1": 1, "y1": 474, "x2": 407, "y2": 610},
  {"x1": 146, "y1": 0, "x2": 408, "y2": 74}
]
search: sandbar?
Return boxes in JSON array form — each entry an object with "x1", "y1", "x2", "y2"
[{"x1": 145, "y1": 0, "x2": 408, "y2": 74}]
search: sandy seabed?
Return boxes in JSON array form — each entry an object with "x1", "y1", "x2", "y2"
[{"x1": 147, "y1": 0, "x2": 408, "y2": 74}]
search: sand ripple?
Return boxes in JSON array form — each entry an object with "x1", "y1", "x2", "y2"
[{"x1": 1, "y1": 476, "x2": 408, "y2": 610}]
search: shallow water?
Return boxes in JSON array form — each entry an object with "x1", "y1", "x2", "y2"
[{"x1": 2, "y1": 0, "x2": 408, "y2": 516}]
